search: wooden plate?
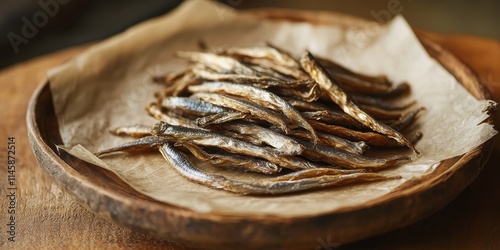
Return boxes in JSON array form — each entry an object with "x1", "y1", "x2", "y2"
[{"x1": 27, "y1": 9, "x2": 494, "y2": 249}]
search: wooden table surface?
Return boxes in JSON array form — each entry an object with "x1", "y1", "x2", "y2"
[{"x1": 1, "y1": 32, "x2": 499, "y2": 249}]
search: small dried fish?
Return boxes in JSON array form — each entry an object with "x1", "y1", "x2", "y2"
[
  {"x1": 177, "y1": 51, "x2": 256, "y2": 75},
  {"x1": 152, "y1": 122, "x2": 314, "y2": 171},
  {"x1": 95, "y1": 136, "x2": 169, "y2": 156},
  {"x1": 270, "y1": 84, "x2": 323, "y2": 102},
  {"x1": 390, "y1": 107, "x2": 425, "y2": 131},
  {"x1": 317, "y1": 57, "x2": 391, "y2": 86},
  {"x1": 196, "y1": 111, "x2": 248, "y2": 127},
  {"x1": 146, "y1": 102, "x2": 199, "y2": 128},
  {"x1": 192, "y1": 66, "x2": 315, "y2": 89},
  {"x1": 217, "y1": 45, "x2": 306, "y2": 78},
  {"x1": 217, "y1": 45, "x2": 300, "y2": 68},
  {"x1": 109, "y1": 125, "x2": 152, "y2": 138},
  {"x1": 159, "y1": 96, "x2": 228, "y2": 116},
  {"x1": 352, "y1": 94, "x2": 416, "y2": 111},
  {"x1": 333, "y1": 73, "x2": 410, "y2": 96},
  {"x1": 191, "y1": 92, "x2": 291, "y2": 134},
  {"x1": 220, "y1": 122, "x2": 304, "y2": 155},
  {"x1": 151, "y1": 70, "x2": 185, "y2": 86},
  {"x1": 159, "y1": 143, "x2": 395, "y2": 195},
  {"x1": 297, "y1": 139, "x2": 409, "y2": 170},
  {"x1": 302, "y1": 110, "x2": 364, "y2": 128},
  {"x1": 359, "y1": 105, "x2": 404, "y2": 120},
  {"x1": 189, "y1": 82, "x2": 318, "y2": 143},
  {"x1": 269, "y1": 168, "x2": 367, "y2": 181},
  {"x1": 178, "y1": 142, "x2": 281, "y2": 174},
  {"x1": 289, "y1": 130, "x2": 368, "y2": 155},
  {"x1": 308, "y1": 120, "x2": 401, "y2": 147},
  {"x1": 300, "y1": 51, "x2": 418, "y2": 153}
]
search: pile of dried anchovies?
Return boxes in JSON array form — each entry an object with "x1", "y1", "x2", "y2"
[{"x1": 96, "y1": 44, "x2": 424, "y2": 195}]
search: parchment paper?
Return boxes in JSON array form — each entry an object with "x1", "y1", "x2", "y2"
[{"x1": 48, "y1": 0, "x2": 497, "y2": 217}]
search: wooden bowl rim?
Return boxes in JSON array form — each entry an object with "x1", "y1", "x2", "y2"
[{"x1": 26, "y1": 8, "x2": 495, "y2": 247}]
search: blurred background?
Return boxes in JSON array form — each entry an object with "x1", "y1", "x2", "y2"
[{"x1": 1, "y1": 0, "x2": 498, "y2": 69}]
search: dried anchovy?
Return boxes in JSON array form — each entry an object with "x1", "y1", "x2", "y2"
[
  {"x1": 146, "y1": 102, "x2": 199, "y2": 128},
  {"x1": 153, "y1": 122, "x2": 317, "y2": 171},
  {"x1": 191, "y1": 66, "x2": 315, "y2": 89},
  {"x1": 217, "y1": 45, "x2": 306, "y2": 78},
  {"x1": 159, "y1": 96, "x2": 228, "y2": 116},
  {"x1": 352, "y1": 94, "x2": 416, "y2": 111},
  {"x1": 94, "y1": 136, "x2": 169, "y2": 156},
  {"x1": 390, "y1": 107, "x2": 426, "y2": 131},
  {"x1": 359, "y1": 104, "x2": 404, "y2": 120},
  {"x1": 300, "y1": 51, "x2": 418, "y2": 154},
  {"x1": 270, "y1": 84, "x2": 323, "y2": 102},
  {"x1": 159, "y1": 143, "x2": 395, "y2": 195},
  {"x1": 196, "y1": 111, "x2": 249, "y2": 127},
  {"x1": 308, "y1": 120, "x2": 401, "y2": 147},
  {"x1": 331, "y1": 73, "x2": 410, "y2": 96},
  {"x1": 317, "y1": 57, "x2": 391, "y2": 86},
  {"x1": 155, "y1": 70, "x2": 200, "y2": 97},
  {"x1": 220, "y1": 122, "x2": 304, "y2": 155},
  {"x1": 217, "y1": 45, "x2": 300, "y2": 68},
  {"x1": 296, "y1": 139, "x2": 410, "y2": 170},
  {"x1": 188, "y1": 82, "x2": 318, "y2": 143},
  {"x1": 289, "y1": 130, "x2": 368, "y2": 155},
  {"x1": 269, "y1": 168, "x2": 367, "y2": 181},
  {"x1": 178, "y1": 142, "x2": 281, "y2": 174},
  {"x1": 191, "y1": 92, "x2": 291, "y2": 134},
  {"x1": 177, "y1": 51, "x2": 256, "y2": 75},
  {"x1": 109, "y1": 125, "x2": 152, "y2": 138},
  {"x1": 301, "y1": 110, "x2": 364, "y2": 129}
]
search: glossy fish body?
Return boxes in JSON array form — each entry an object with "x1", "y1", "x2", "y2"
[
  {"x1": 109, "y1": 125, "x2": 152, "y2": 138},
  {"x1": 95, "y1": 136, "x2": 170, "y2": 156},
  {"x1": 191, "y1": 92, "x2": 291, "y2": 134},
  {"x1": 189, "y1": 82, "x2": 318, "y2": 143},
  {"x1": 297, "y1": 139, "x2": 410, "y2": 170},
  {"x1": 159, "y1": 143, "x2": 394, "y2": 195},
  {"x1": 178, "y1": 142, "x2": 281, "y2": 174},
  {"x1": 177, "y1": 51, "x2": 256, "y2": 75},
  {"x1": 146, "y1": 103, "x2": 199, "y2": 128},
  {"x1": 221, "y1": 122, "x2": 304, "y2": 155},
  {"x1": 300, "y1": 51, "x2": 418, "y2": 154},
  {"x1": 160, "y1": 96, "x2": 228, "y2": 116}
]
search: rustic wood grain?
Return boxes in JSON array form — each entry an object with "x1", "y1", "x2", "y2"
[{"x1": 1, "y1": 21, "x2": 499, "y2": 250}]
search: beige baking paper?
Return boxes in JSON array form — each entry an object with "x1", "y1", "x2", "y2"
[{"x1": 49, "y1": 0, "x2": 497, "y2": 217}]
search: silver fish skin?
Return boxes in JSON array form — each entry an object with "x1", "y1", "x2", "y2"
[
  {"x1": 109, "y1": 125, "x2": 152, "y2": 138},
  {"x1": 300, "y1": 51, "x2": 418, "y2": 154},
  {"x1": 159, "y1": 143, "x2": 394, "y2": 195},
  {"x1": 301, "y1": 110, "x2": 364, "y2": 129},
  {"x1": 146, "y1": 103, "x2": 199, "y2": 128},
  {"x1": 196, "y1": 112, "x2": 248, "y2": 127},
  {"x1": 217, "y1": 46, "x2": 300, "y2": 68},
  {"x1": 152, "y1": 122, "x2": 314, "y2": 171},
  {"x1": 220, "y1": 122, "x2": 304, "y2": 155},
  {"x1": 189, "y1": 82, "x2": 318, "y2": 143},
  {"x1": 191, "y1": 66, "x2": 315, "y2": 89},
  {"x1": 178, "y1": 142, "x2": 281, "y2": 175},
  {"x1": 177, "y1": 51, "x2": 256, "y2": 75},
  {"x1": 160, "y1": 96, "x2": 228, "y2": 116},
  {"x1": 297, "y1": 139, "x2": 410, "y2": 170},
  {"x1": 289, "y1": 130, "x2": 368, "y2": 155},
  {"x1": 190, "y1": 92, "x2": 291, "y2": 134},
  {"x1": 94, "y1": 136, "x2": 170, "y2": 156}
]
